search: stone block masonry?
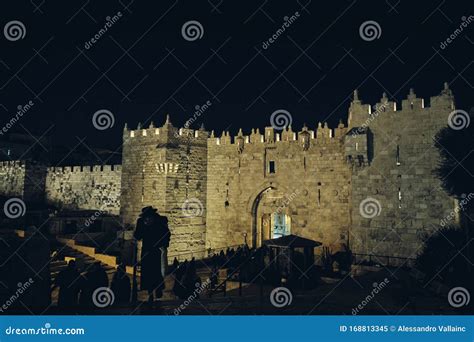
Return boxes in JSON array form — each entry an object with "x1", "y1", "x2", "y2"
[
  {"x1": 0, "y1": 83, "x2": 460, "y2": 264},
  {"x1": 45, "y1": 165, "x2": 121, "y2": 215}
]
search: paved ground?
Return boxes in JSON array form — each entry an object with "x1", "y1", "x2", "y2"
[{"x1": 46, "y1": 266, "x2": 464, "y2": 315}]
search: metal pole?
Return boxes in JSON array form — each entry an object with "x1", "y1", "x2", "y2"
[{"x1": 131, "y1": 239, "x2": 138, "y2": 302}]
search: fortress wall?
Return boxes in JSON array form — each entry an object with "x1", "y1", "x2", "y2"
[
  {"x1": 45, "y1": 165, "x2": 121, "y2": 215},
  {"x1": 348, "y1": 89, "x2": 456, "y2": 260},
  {"x1": 206, "y1": 125, "x2": 352, "y2": 252},
  {"x1": 0, "y1": 161, "x2": 26, "y2": 198}
]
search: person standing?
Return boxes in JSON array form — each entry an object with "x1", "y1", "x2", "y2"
[{"x1": 134, "y1": 206, "x2": 171, "y2": 302}]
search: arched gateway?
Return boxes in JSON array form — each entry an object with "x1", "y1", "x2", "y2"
[{"x1": 249, "y1": 185, "x2": 293, "y2": 248}]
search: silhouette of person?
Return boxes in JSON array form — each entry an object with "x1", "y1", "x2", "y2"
[
  {"x1": 172, "y1": 260, "x2": 187, "y2": 299},
  {"x1": 111, "y1": 263, "x2": 131, "y2": 304},
  {"x1": 52, "y1": 260, "x2": 80, "y2": 309},
  {"x1": 182, "y1": 258, "x2": 201, "y2": 298},
  {"x1": 134, "y1": 206, "x2": 171, "y2": 302},
  {"x1": 79, "y1": 262, "x2": 109, "y2": 307}
]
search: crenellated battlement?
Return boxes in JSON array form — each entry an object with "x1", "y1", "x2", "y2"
[
  {"x1": 123, "y1": 114, "x2": 209, "y2": 142},
  {"x1": 47, "y1": 165, "x2": 121, "y2": 173},
  {"x1": 207, "y1": 121, "x2": 347, "y2": 149},
  {"x1": 0, "y1": 160, "x2": 25, "y2": 168},
  {"x1": 348, "y1": 82, "x2": 455, "y2": 129}
]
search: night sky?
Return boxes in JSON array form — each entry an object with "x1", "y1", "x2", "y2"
[{"x1": 0, "y1": 0, "x2": 472, "y2": 157}]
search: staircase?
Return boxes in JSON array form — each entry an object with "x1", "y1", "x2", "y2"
[{"x1": 51, "y1": 244, "x2": 116, "y2": 285}]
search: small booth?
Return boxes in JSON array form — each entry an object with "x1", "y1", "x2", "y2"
[{"x1": 263, "y1": 234, "x2": 321, "y2": 289}]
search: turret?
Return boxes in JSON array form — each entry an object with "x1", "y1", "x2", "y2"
[
  {"x1": 402, "y1": 88, "x2": 424, "y2": 110},
  {"x1": 348, "y1": 89, "x2": 372, "y2": 129}
]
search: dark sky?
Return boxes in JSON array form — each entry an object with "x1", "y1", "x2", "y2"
[{"x1": 0, "y1": 0, "x2": 473, "y2": 154}]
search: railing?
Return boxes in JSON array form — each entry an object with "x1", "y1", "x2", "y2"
[
  {"x1": 208, "y1": 248, "x2": 264, "y2": 299},
  {"x1": 167, "y1": 244, "x2": 244, "y2": 262},
  {"x1": 131, "y1": 242, "x2": 245, "y2": 301},
  {"x1": 353, "y1": 253, "x2": 416, "y2": 268}
]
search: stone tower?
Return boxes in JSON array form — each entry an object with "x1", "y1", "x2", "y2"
[
  {"x1": 120, "y1": 116, "x2": 208, "y2": 257},
  {"x1": 345, "y1": 84, "x2": 456, "y2": 261}
]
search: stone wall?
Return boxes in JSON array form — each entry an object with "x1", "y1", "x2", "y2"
[
  {"x1": 121, "y1": 118, "x2": 208, "y2": 258},
  {"x1": 346, "y1": 86, "x2": 456, "y2": 261},
  {"x1": 45, "y1": 165, "x2": 121, "y2": 215},
  {"x1": 0, "y1": 85, "x2": 458, "y2": 263},
  {"x1": 0, "y1": 161, "x2": 47, "y2": 202},
  {"x1": 0, "y1": 161, "x2": 26, "y2": 197},
  {"x1": 205, "y1": 124, "x2": 352, "y2": 252}
]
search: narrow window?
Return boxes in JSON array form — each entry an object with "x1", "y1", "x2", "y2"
[
  {"x1": 396, "y1": 145, "x2": 401, "y2": 166},
  {"x1": 317, "y1": 182, "x2": 322, "y2": 206},
  {"x1": 398, "y1": 187, "x2": 402, "y2": 208},
  {"x1": 269, "y1": 160, "x2": 276, "y2": 174}
]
